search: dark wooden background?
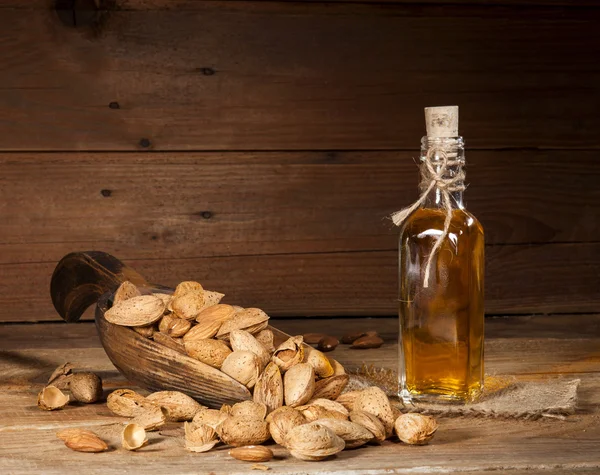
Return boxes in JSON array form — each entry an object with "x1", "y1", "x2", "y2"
[{"x1": 0, "y1": 0, "x2": 598, "y2": 322}]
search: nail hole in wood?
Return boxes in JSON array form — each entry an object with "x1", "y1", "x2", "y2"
[
  {"x1": 108, "y1": 101, "x2": 120, "y2": 109},
  {"x1": 139, "y1": 138, "x2": 151, "y2": 148},
  {"x1": 200, "y1": 211, "x2": 213, "y2": 220},
  {"x1": 100, "y1": 189, "x2": 112, "y2": 197},
  {"x1": 199, "y1": 68, "x2": 216, "y2": 76}
]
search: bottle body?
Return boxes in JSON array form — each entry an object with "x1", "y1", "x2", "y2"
[{"x1": 398, "y1": 137, "x2": 484, "y2": 403}]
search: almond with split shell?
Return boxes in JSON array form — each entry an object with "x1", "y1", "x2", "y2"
[
  {"x1": 272, "y1": 335, "x2": 304, "y2": 372},
  {"x1": 185, "y1": 339, "x2": 232, "y2": 369},
  {"x1": 217, "y1": 416, "x2": 270, "y2": 447},
  {"x1": 394, "y1": 413, "x2": 438, "y2": 445},
  {"x1": 303, "y1": 346, "x2": 334, "y2": 378},
  {"x1": 231, "y1": 401, "x2": 267, "y2": 420},
  {"x1": 253, "y1": 362, "x2": 283, "y2": 414},
  {"x1": 329, "y1": 358, "x2": 346, "y2": 376},
  {"x1": 217, "y1": 308, "x2": 270, "y2": 340},
  {"x1": 314, "y1": 418, "x2": 374, "y2": 449},
  {"x1": 107, "y1": 389, "x2": 147, "y2": 417},
  {"x1": 186, "y1": 304, "x2": 237, "y2": 342},
  {"x1": 266, "y1": 406, "x2": 307, "y2": 445},
  {"x1": 122, "y1": 423, "x2": 148, "y2": 451},
  {"x1": 114, "y1": 281, "x2": 141, "y2": 304},
  {"x1": 172, "y1": 281, "x2": 204, "y2": 299},
  {"x1": 171, "y1": 291, "x2": 205, "y2": 320},
  {"x1": 312, "y1": 374, "x2": 349, "y2": 400},
  {"x1": 254, "y1": 329, "x2": 275, "y2": 354},
  {"x1": 58, "y1": 428, "x2": 108, "y2": 453},
  {"x1": 105, "y1": 295, "x2": 165, "y2": 327},
  {"x1": 336, "y1": 390, "x2": 363, "y2": 412},
  {"x1": 284, "y1": 422, "x2": 345, "y2": 461},
  {"x1": 297, "y1": 398, "x2": 349, "y2": 422},
  {"x1": 146, "y1": 391, "x2": 204, "y2": 421},
  {"x1": 131, "y1": 404, "x2": 168, "y2": 431},
  {"x1": 230, "y1": 330, "x2": 271, "y2": 370},
  {"x1": 37, "y1": 386, "x2": 69, "y2": 411},
  {"x1": 221, "y1": 351, "x2": 261, "y2": 388},
  {"x1": 133, "y1": 325, "x2": 156, "y2": 338},
  {"x1": 159, "y1": 313, "x2": 192, "y2": 338},
  {"x1": 284, "y1": 363, "x2": 315, "y2": 407},
  {"x1": 350, "y1": 410, "x2": 386, "y2": 442},
  {"x1": 193, "y1": 407, "x2": 230, "y2": 430},
  {"x1": 47, "y1": 362, "x2": 74, "y2": 388},
  {"x1": 229, "y1": 445, "x2": 273, "y2": 462},
  {"x1": 353, "y1": 386, "x2": 395, "y2": 437},
  {"x1": 185, "y1": 421, "x2": 219, "y2": 452}
]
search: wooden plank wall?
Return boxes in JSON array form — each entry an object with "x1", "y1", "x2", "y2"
[{"x1": 0, "y1": 0, "x2": 598, "y2": 322}]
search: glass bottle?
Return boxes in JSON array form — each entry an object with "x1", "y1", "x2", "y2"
[{"x1": 397, "y1": 106, "x2": 484, "y2": 403}]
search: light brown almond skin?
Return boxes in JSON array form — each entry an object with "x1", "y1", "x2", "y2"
[
  {"x1": 158, "y1": 314, "x2": 192, "y2": 338},
  {"x1": 284, "y1": 363, "x2": 315, "y2": 407},
  {"x1": 312, "y1": 374, "x2": 349, "y2": 400},
  {"x1": 171, "y1": 291, "x2": 205, "y2": 320},
  {"x1": 229, "y1": 445, "x2": 273, "y2": 462},
  {"x1": 350, "y1": 335, "x2": 384, "y2": 349},
  {"x1": 63, "y1": 429, "x2": 109, "y2": 453},
  {"x1": 317, "y1": 335, "x2": 339, "y2": 352}
]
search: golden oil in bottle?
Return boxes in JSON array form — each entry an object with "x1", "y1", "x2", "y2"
[{"x1": 397, "y1": 106, "x2": 484, "y2": 403}]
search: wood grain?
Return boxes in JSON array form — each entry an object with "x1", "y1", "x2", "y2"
[
  {"x1": 0, "y1": 315, "x2": 598, "y2": 474},
  {"x1": 1, "y1": 242, "x2": 598, "y2": 322},
  {"x1": 0, "y1": 2, "x2": 598, "y2": 150},
  {"x1": 0, "y1": 150, "x2": 597, "y2": 266}
]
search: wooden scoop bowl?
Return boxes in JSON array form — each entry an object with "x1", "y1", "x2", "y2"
[{"x1": 50, "y1": 251, "x2": 295, "y2": 408}]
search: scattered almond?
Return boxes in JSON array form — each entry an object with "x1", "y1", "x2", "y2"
[
  {"x1": 69, "y1": 372, "x2": 103, "y2": 404},
  {"x1": 60, "y1": 428, "x2": 108, "y2": 453},
  {"x1": 350, "y1": 335, "x2": 384, "y2": 349},
  {"x1": 340, "y1": 331, "x2": 367, "y2": 344},
  {"x1": 302, "y1": 333, "x2": 327, "y2": 345},
  {"x1": 394, "y1": 413, "x2": 438, "y2": 445},
  {"x1": 229, "y1": 445, "x2": 273, "y2": 462},
  {"x1": 217, "y1": 416, "x2": 270, "y2": 447},
  {"x1": 317, "y1": 335, "x2": 339, "y2": 352}
]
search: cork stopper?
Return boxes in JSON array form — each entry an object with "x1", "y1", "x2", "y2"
[{"x1": 424, "y1": 105, "x2": 459, "y2": 137}]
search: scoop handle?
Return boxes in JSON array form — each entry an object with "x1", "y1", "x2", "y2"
[{"x1": 50, "y1": 251, "x2": 150, "y2": 322}]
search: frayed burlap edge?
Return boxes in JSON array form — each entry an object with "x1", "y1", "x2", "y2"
[{"x1": 346, "y1": 365, "x2": 579, "y2": 420}]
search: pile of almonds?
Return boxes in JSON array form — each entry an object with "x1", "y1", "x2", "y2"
[{"x1": 45, "y1": 279, "x2": 439, "y2": 464}]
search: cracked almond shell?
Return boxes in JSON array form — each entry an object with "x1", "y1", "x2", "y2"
[
  {"x1": 350, "y1": 410, "x2": 387, "y2": 442},
  {"x1": 272, "y1": 335, "x2": 304, "y2": 373},
  {"x1": 113, "y1": 281, "x2": 142, "y2": 304},
  {"x1": 284, "y1": 422, "x2": 345, "y2": 461},
  {"x1": 193, "y1": 407, "x2": 230, "y2": 430},
  {"x1": 171, "y1": 290, "x2": 205, "y2": 321},
  {"x1": 217, "y1": 416, "x2": 270, "y2": 447},
  {"x1": 303, "y1": 346, "x2": 334, "y2": 378},
  {"x1": 122, "y1": 423, "x2": 148, "y2": 451},
  {"x1": 185, "y1": 421, "x2": 219, "y2": 452},
  {"x1": 253, "y1": 362, "x2": 283, "y2": 414},
  {"x1": 37, "y1": 386, "x2": 69, "y2": 411},
  {"x1": 107, "y1": 389, "x2": 147, "y2": 417},
  {"x1": 230, "y1": 330, "x2": 271, "y2": 370},
  {"x1": 394, "y1": 413, "x2": 438, "y2": 445},
  {"x1": 105, "y1": 295, "x2": 166, "y2": 327},
  {"x1": 146, "y1": 391, "x2": 204, "y2": 421}
]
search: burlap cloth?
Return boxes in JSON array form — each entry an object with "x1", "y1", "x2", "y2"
[{"x1": 348, "y1": 366, "x2": 579, "y2": 420}]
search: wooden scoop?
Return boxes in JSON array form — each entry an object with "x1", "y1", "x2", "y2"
[{"x1": 50, "y1": 251, "x2": 294, "y2": 408}]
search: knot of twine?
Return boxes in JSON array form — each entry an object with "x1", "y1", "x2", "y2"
[{"x1": 391, "y1": 147, "x2": 465, "y2": 288}]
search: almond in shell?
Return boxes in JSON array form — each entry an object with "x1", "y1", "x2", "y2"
[
  {"x1": 221, "y1": 351, "x2": 261, "y2": 388},
  {"x1": 314, "y1": 418, "x2": 374, "y2": 449},
  {"x1": 231, "y1": 401, "x2": 267, "y2": 420},
  {"x1": 193, "y1": 407, "x2": 230, "y2": 430},
  {"x1": 303, "y1": 346, "x2": 334, "y2": 378},
  {"x1": 217, "y1": 416, "x2": 270, "y2": 447},
  {"x1": 158, "y1": 313, "x2": 192, "y2": 338},
  {"x1": 254, "y1": 329, "x2": 275, "y2": 354},
  {"x1": 230, "y1": 330, "x2": 271, "y2": 370},
  {"x1": 272, "y1": 335, "x2": 304, "y2": 372},
  {"x1": 69, "y1": 372, "x2": 103, "y2": 404},
  {"x1": 297, "y1": 398, "x2": 349, "y2": 422},
  {"x1": 329, "y1": 358, "x2": 346, "y2": 376},
  {"x1": 171, "y1": 291, "x2": 205, "y2": 321},
  {"x1": 394, "y1": 413, "x2": 438, "y2": 445},
  {"x1": 186, "y1": 304, "x2": 237, "y2": 341},
  {"x1": 130, "y1": 403, "x2": 169, "y2": 431},
  {"x1": 266, "y1": 406, "x2": 307, "y2": 446},
  {"x1": 253, "y1": 362, "x2": 283, "y2": 414},
  {"x1": 184, "y1": 421, "x2": 219, "y2": 452},
  {"x1": 200, "y1": 290, "x2": 225, "y2": 310},
  {"x1": 350, "y1": 410, "x2": 387, "y2": 442},
  {"x1": 172, "y1": 281, "x2": 204, "y2": 299},
  {"x1": 185, "y1": 339, "x2": 232, "y2": 369},
  {"x1": 105, "y1": 295, "x2": 166, "y2": 327},
  {"x1": 353, "y1": 386, "x2": 395, "y2": 438},
  {"x1": 284, "y1": 422, "x2": 345, "y2": 461},
  {"x1": 107, "y1": 389, "x2": 146, "y2": 417},
  {"x1": 335, "y1": 390, "x2": 363, "y2": 412},
  {"x1": 283, "y1": 363, "x2": 315, "y2": 407},
  {"x1": 217, "y1": 308, "x2": 270, "y2": 340},
  {"x1": 312, "y1": 374, "x2": 349, "y2": 400},
  {"x1": 146, "y1": 391, "x2": 204, "y2": 421},
  {"x1": 113, "y1": 281, "x2": 141, "y2": 304}
]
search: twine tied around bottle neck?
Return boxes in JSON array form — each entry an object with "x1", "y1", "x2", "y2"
[{"x1": 391, "y1": 147, "x2": 466, "y2": 288}]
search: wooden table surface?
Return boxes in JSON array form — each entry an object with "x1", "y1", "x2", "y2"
[{"x1": 1, "y1": 314, "x2": 599, "y2": 474}]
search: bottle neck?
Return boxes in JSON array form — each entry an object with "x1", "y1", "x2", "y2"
[{"x1": 419, "y1": 136, "x2": 465, "y2": 210}]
